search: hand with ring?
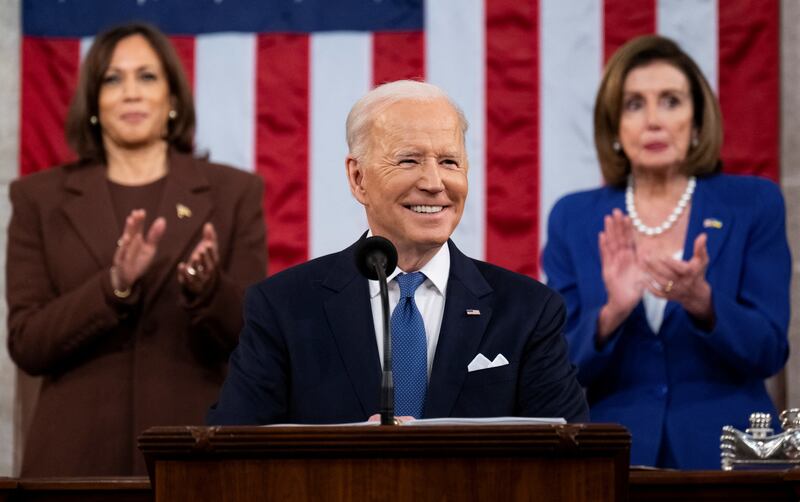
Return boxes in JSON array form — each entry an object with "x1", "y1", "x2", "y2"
[
  {"x1": 642, "y1": 233, "x2": 714, "y2": 324},
  {"x1": 177, "y1": 222, "x2": 220, "y2": 297},
  {"x1": 649, "y1": 279, "x2": 674, "y2": 293},
  {"x1": 111, "y1": 209, "x2": 167, "y2": 294}
]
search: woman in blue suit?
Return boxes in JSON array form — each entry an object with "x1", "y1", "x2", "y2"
[{"x1": 542, "y1": 35, "x2": 790, "y2": 469}]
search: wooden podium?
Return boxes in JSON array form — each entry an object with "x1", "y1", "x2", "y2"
[{"x1": 139, "y1": 423, "x2": 630, "y2": 501}]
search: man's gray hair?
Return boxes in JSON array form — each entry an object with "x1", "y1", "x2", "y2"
[{"x1": 345, "y1": 80, "x2": 469, "y2": 160}]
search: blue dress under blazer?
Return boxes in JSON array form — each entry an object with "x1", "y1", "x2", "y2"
[
  {"x1": 208, "y1": 238, "x2": 589, "y2": 425},
  {"x1": 542, "y1": 174, "x2": 790, "y2": 469}
]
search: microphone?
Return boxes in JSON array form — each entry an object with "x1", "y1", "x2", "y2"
[
  {"x1": 354, "y1": 236, "x2": 398, "y2": 425},
  {"x1": 355, "y1": 235, "x2": 397, "y2": 280}
]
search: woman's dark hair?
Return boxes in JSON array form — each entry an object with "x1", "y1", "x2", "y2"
[
  {"x1": 594, "y1": 35, "x2": 722, "y2": 186},
  {"x1": 65, "y1": 22, "x2": 195, "y2": 163}
]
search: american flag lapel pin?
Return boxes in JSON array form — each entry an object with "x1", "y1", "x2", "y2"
[{"x1": 466, "y1": 309, "x2": 481, "y2": 316}]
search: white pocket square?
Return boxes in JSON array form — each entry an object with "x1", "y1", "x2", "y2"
[{"x1": 467, "y1": 353, "x2": 509, "y2": 372}]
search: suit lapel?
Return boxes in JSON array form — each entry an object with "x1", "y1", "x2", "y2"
[
  {"x1": 685, "y1": 177, "x2": 732, "y2": 267},
  {"x1": 664, "y1": 176, "x2": 733, "y2": 322},
  {"x1": 425, "y1": 241, "x2": 493, "y2": 418},
  {"x1": 322, "y1": 241, "x2": 382, "y2": 417},
  {"x1": 62, "y1": 163, "x2": 121, "y2": 268},
  {"x1": 142, "y1": 152, "x2": 212, "y2": 307}
]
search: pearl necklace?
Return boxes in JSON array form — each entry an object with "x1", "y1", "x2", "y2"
[{"x1": 625, "y1": 175, "x2": 696, "y2": 236}]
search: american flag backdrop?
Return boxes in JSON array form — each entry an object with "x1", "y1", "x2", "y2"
[{"x1": 20, "y1": 0, "x2": 779, "y2": 278}]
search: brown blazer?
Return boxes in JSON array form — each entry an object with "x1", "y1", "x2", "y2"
[{"x1": 6, "y1": 152, "x2": 267, "y2": 476}]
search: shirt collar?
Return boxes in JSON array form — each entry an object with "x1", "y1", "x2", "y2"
[{"x1": 366, "y1": 232, "x2": 450, "y2": 299}]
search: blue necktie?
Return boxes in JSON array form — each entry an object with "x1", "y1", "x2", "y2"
[{"x1": 391, "y1": 272, "x2": 428, "y2": 418}]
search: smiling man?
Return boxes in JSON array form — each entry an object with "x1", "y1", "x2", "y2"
[{"x1": 207, "y1": 80, "x2": 588, "y2": 425}]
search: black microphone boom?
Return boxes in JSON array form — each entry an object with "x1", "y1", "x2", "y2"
[{"x1": 354, "y1": 236, "x2": 398, "y2": 425}]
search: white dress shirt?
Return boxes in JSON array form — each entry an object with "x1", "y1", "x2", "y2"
[{"x1": 368, "y1": 243, "x2": 450, "y2": 378}]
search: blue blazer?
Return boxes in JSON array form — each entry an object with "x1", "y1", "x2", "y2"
[
  {"x1": 208, "y1": 239, "x2": 589, "y2": 424},
  {"x1": 542, "y1": 174, "x2": 790, "y2": 469}
]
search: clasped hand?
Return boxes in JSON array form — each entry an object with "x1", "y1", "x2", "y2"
[
  {"x1": 110, "y1": 209, "x2": 219, "y2": 298},
  {"x1": 111, "y1": 209, "x2": 166, "y2": 293},
  {"x1": 177, "y1": 222, "x2": 220, "y2": 297},
  {"x1": 598, "y1": 209, "x2": 713, "y2": 337}
]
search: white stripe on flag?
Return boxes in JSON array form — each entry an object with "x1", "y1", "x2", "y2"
[
  {"x1": 657, "y1": 0, "x2": 718, "y2": 90},
  {"x1": 79, "y1": 37, "x2": 93, "y2": 61},
  {"x1": 194, "y1": 33, "x2": 256, "y2": 171},
  {"x1": 426, "y1": 0, "x2": 486, "y2": 260},
  {"x1": 309, "y1": 32, "x2": 371, "y2": 259},
  {"x1": 540, "y1": 0, "x2": 603, "y2": 250}
]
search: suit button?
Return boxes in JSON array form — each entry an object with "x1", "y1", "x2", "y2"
[
  {"x1": 658, "y1": 385, "x2": 668, "y2": 397},
  {"x1": 142, "y1": 320, "x2": 158, "y2": 334}
]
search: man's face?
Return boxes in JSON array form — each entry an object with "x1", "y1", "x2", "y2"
[{"x1": 347, "y1": 99, "x2": 468, "y2": 262}]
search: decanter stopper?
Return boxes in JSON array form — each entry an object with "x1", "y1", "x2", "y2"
[{"x1": 746, "y1": 412, "x2": 773, "y2": 438}]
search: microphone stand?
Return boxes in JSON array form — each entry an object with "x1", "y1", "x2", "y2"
[{"x1": 373, "y1": 261, "x2": 395, "y2": 426}]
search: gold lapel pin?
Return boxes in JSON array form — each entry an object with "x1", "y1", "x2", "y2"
[
  {"x1": 176, "y1": 203, "x2": 192, "y2": 219},
  {"x1": 703, "y1": 218, "x2": 723, "y2": 229}
]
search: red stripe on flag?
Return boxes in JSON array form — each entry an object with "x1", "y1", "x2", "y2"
[
  {"x1": 603, "y1": 0, "x2": 656, "y2": 62},
  {"x1": 372, "y1": 31, "x2": 425, "y2": 85},
  {"x1": 168, "y1": 36, "x2": 195, "y2": 89},
  {"x1": 256, "y1": 34, "x2": 310, "y2": 275},
  {"x1": 485, "y1": 0, "x2": 540, "y2": 278},
  {"x1": 718, "y1": 1, "x2": 779, "y2": 181},
  {"x1": 20, "y1": 37, "x2": 80, "y2": 176}
]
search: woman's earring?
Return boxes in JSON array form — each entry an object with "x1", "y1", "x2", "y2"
[
  {"x1": 691, "y1": 132, "x2": 699, "y2": 147},
  {"x1": 89, "y1": 115, "x2": 98, "y2": 125},
  {"x1": 612, "y1": 140, "x2": 621, "y2": 153},
  {"x1": 168, "y1": 110, "x2": 178, "y2": 120}
]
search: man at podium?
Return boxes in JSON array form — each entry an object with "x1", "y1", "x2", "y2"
[{"x1": 207, "y1": 80, "x2": 588, "y2": 425}]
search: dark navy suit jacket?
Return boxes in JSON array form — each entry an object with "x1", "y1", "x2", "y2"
[
  {"x1": 542, "y1": 174, "x2": 790, "y2": 469},
  {"x1": 208, "y1": 239, "x2": 589, "y2": 424}
]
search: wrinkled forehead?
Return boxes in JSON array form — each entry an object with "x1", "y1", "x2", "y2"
[{"x1": 370, "y1": 99, "x2": 466, "y2": 147}]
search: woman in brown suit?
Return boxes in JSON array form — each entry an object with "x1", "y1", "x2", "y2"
[{"x1": 6, "y1": 23, "x2": 266, "y2": 476}]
